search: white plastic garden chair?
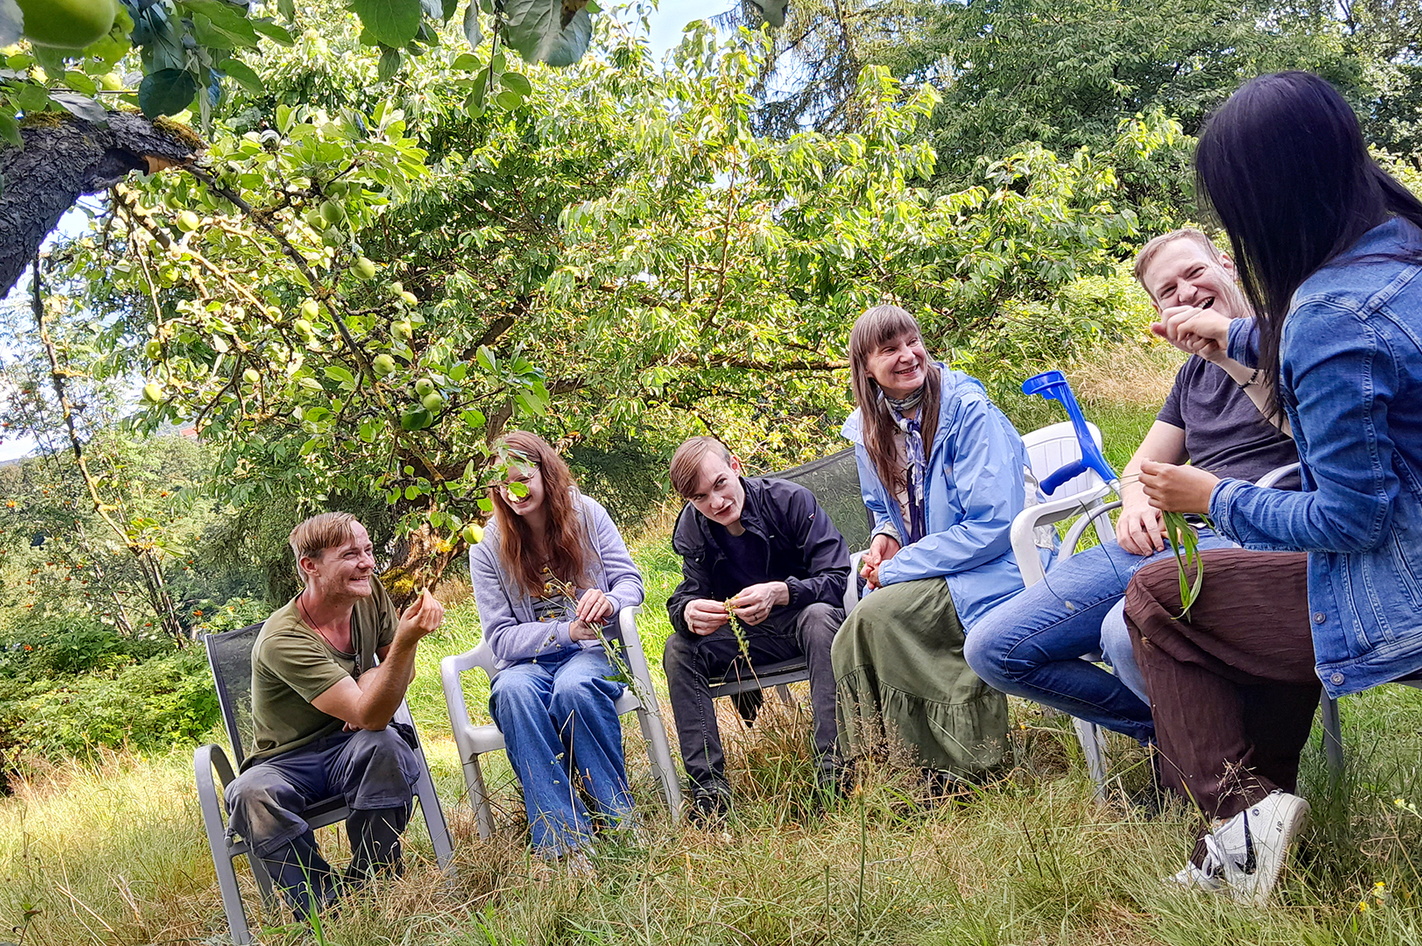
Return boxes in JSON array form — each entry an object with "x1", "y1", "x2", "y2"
[{"x1": 440, "y1": 605, "x2": 683, "y2": 838}]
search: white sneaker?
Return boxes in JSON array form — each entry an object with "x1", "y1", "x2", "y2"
[
  {"x1": 1203, "y1": 791, "x2": 1310, "y2": 906},
  {"x1": 1166, "y1": 850, "x2": 1226, "y2": 892}
]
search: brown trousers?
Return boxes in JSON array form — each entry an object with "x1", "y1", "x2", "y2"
[{"x1": 1124, "y1": 550, "x2": 1319, "y2": 825}]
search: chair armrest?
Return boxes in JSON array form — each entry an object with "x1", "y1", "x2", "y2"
[
  {"x1": 1059, "y1": 500, "x2": 1121, "y2": 563},
  {"x1": 1255, "y1": 462, "x2": 1300, "y2": 490},
  {"x1": 613, "y1": 605, "x2": 658, "y2": 711},
  {"x1": 846, "y1": 551, "x2": 866, "y2": 611},
  {"x1": 441, "y1": 652, "x2": 490, "y2": 764},
  {"x1": 195, "y1": 742, "x2": 237, "y2": 793},
  {"x1": 1010, "y1": 483, "x2": 1112, "y2": 587},
  {"x1": 195, "y1": 742, "x2": 238, "y2": 834}
]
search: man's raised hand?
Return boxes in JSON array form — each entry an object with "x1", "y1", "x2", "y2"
[
  {"x1": 1152, "y1": 305, "x2": 1231, "y2": 360},
  {"x1": 397, "y1": 589, "x2": 444, "y2": 641}
]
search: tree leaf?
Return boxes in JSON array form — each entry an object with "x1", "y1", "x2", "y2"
[
  {"x1": 50, "y1": 94, "x2": 109, "y2": 125},
  {"x1": 251, "y1": 19, "x2": 296, "y2": 45},
  {"x1": 461, "y1": 0, "x2": 482, "y2": 48},
  {"x1": 0, "y1": 113, "x2": 20, "y2": 148},
  {"x1": 499, "y1": 71, "x2": 532, "y2": 95},
  {"x1": 378, "y1": 45, "x2": 401, "y2": 82},
  {"x1": 182, "y1": 0, "x2": 261, "y2": 47},
  {"x1": 138, "y1": 69, "x2": 199, "y2": 117},
  {"x1": 503, "y1": 0, "x2": 580, "y2": 65},
  {"x1": 348, "y1": 0, "x2": 422, "y2": 49},
  {"x1": 0, "y1": 0, "x2": 20, "y2": 47},
  {"x1": 540, "y1": 7, "x2": 591, "y2": 67},
  {"x1": 221, "y1": 58, "x2": 263, "y2": 93}
]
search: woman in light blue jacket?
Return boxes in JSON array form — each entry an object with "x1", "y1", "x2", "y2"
[
  {"x1": 833, "y1": 304, "x2": 1037, "y2": 780},
  {"x1": 469, "y1": 431, "x2": 645, "y2": 860},
  {"x1": 1127, "y1": 73, "x2": 1422, "y2": 905}
]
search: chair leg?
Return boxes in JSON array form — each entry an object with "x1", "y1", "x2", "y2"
[
  {"x1": 775, "y1": 684, "x2": 795, "y2": 706},
  {"x1": 1072, "y1": 717, "x2": 1109, "y2": 800},
  {"x1": 1321, "y1": 694, "x2": 1345, "y2": 785},
  {"x1": 636, "y1": 705, "x2": 684, "y2": 823},
  {"x1": 195, "y1": 745, "x2": 258, "y2": 943},
  {"x1": 412, "y1": 767, "x2": 457, "y2": 874},
  {"x1": 463, "y1": 756, "x2": 496, "y2": 840}
]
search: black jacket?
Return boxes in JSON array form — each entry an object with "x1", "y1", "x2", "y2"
[{"x1": 666, "y1": 477, "x2": 850, "y2": 639}]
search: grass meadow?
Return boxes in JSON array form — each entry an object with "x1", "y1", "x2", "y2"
[{"x1": 4, "y1": 343, "x2": 1422, "y2": 945}]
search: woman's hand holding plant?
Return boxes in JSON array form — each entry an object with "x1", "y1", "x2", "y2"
[
  {"x1": 860, "y1": 533, "x2": 901, "y2": 590},
  {"x1": 1138, "y1": 460, "x2": 1219, "y2": 514}
]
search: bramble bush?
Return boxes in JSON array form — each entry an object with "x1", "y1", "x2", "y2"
[{"x1": 0, "y1": 624, "x2": 217, "y2": 766}]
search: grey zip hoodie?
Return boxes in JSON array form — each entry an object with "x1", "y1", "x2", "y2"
[{"x1": 469, "y1": 492, "x2": 645, "y2": 669}]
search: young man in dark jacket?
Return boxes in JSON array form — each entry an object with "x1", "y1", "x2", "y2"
[{"x1": 664, "y1": 436, "x2": 850, "y2": 821}]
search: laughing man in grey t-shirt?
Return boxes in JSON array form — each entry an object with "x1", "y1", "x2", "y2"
[{"x1": 963, "y1": 229, "x2": 1299, "y2": 744}]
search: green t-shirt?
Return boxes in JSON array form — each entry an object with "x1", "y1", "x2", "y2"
[{"x1": 243, "y1": 577, "x2": 399, "y2": 769}]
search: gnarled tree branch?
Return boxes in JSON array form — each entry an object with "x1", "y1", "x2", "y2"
[{"x1": 0, "y1": 111, "x2": 204, "y2": 294}]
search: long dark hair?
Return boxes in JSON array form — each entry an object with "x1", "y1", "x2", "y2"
[
  {"x1": 1194, "y1": 71, "x2": 1422, "y2": 417},
  {"x1": 489, "y1": 431, "x2": 590, "y2": 598},
  {"x1": 848, "y1": 305, "x2": 941, "y2": 496}
]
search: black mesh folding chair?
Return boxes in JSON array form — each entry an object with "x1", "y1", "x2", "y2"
[
  {"x1": 194, "y1": 623, "x2": 454, "y2": 945},
  {"x1": 706, "y1": 447, "x2": 872, "y2": 705}
]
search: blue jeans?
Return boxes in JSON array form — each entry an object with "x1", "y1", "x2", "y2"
[
  {"x1": 964, "y1": 531, "x2": 1236, "y2": 744},
  {"x1": 489, "y1": 647, "x2": 632, "y2": 856}
]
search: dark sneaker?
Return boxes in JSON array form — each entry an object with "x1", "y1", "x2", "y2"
[
  {"x1": 816, "y1": 760, "x2": 854, "y2": 799},
  {"x1": 688, "y1": 784, "x2": 731, "y2": 827}
]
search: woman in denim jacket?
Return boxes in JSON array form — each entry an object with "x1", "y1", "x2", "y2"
[
  {"x1": 1124, "y1": 73, "x2": 1422, "y2": 905},
  {"x1": 469, "y1": 431, "x2": 645, "y2": 863}
]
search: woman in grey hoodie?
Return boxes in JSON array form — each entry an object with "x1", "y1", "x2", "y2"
[{"x1": 469, "y1": 431, "x2": 645, "y2": 860}]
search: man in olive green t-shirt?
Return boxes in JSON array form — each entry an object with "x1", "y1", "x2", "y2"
[{"x1": 224, "y1": 512, "x2": 444, "y2": 919}]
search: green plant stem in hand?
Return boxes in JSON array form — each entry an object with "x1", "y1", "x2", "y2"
[
  {"x1": 724, "y1": 597, "x2": 751, "y2": 659},
  {"x1": 540, "y1": 574, "x2": 654, "y2": 709},
  {"x1": 1161, "y1": 510, "x2": 1208, "y2": 619}
]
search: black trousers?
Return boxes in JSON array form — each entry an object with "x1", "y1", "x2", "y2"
[{"x1": 663, "y1": 602, "x2": 844, "y2": 791}]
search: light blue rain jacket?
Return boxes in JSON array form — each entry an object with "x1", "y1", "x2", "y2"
[{"x1": 841, "y1": 363, "x2": 1043, "y2": 629}]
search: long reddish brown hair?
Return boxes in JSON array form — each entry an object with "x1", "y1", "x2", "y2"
[
  {"x1": 489, "y1": 431, "x2": 591, "y2": 598},
  {"x1": 848, "y1": 305, "x2": 941, "y2": 497}
]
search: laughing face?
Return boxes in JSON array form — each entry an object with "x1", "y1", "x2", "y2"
[
  {"x1": 865, "y1": 331, "x2": 930, "y2": 400},
  {"x1": 303, "y1": 521, "x2": 375, "y2": 601},
  {"x1": 502, "y1": 462, "x2": 547, "y2": 518},
  {"x1": 1141, "y1": 238, "x2": 1244, "y2": 318}
]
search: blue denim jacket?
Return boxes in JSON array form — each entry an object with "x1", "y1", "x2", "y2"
[
  {"x1": 1211, "y1": 217, "x2": 1422, "y2": 697},
  {"x1": 841, "y1": 363, "x2": 1038, "y2": 629}
]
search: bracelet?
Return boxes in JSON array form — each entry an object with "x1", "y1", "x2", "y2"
[{"x1": 1241, "y1": 368, "x2": 1260, "y2": 388}]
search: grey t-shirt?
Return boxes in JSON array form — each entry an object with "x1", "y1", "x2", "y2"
[{"x1": 1158, "y1": 357, "x2": 1299, "y2": 486}]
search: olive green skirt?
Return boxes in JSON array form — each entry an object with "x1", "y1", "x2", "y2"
[{"x1": 832, "y1": 577, "x2": 1008, "y2": 777}]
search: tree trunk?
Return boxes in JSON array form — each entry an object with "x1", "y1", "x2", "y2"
[{"x1": 0, "y1": 111, "x2": 203, "y2": 294}]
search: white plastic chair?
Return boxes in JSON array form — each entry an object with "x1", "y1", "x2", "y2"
[
  {"x1": 1009, "y1": 421, "x2": 1117, "y2": 792},
  {"x1": 1010, "y1": 444, "x2": 1308, "y2": 797},
  {"x1": 440, "y1": 605, "x2": 683, "y2": 838},
  {"x1": 1012, "y1": 421, "x2": 1116, "y2": 586}
]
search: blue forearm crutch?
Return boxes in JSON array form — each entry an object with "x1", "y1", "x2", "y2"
[{"x1": 1021, "y1": 370, "x2": 1121, "y2": 495}]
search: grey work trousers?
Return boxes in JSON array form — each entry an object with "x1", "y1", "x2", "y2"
[{"x1": 225, "y1": 726, "x2": 420, "y2": 859}]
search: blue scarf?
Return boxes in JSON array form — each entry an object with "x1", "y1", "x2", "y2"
[{"x1": 885, "y1": 387, "x2": 927, "y2": 545}]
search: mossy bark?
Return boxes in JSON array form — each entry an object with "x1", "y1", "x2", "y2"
[{"x1": 0, "y1": 110, "x2": 204, "y2": 293}]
